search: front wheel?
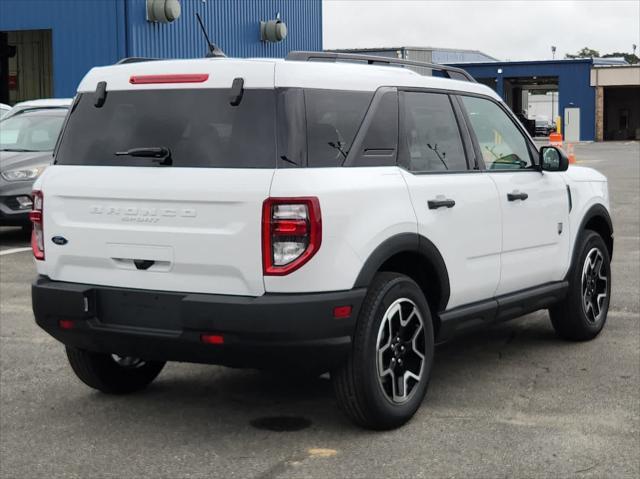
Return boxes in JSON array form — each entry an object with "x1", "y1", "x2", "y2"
[
  {"x1": 332, "y1": 272, "x2": 434, "y2": 430},
  {"x1": 66, "y1": 347, "x2": 165, "y2": 394},
  {"x1": 549, "y1": 230, "x2": 611, "y2": 341}
]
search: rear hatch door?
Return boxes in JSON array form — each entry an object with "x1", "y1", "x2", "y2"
[{"x1": 40, "y1": 62, "x2": 276, "y2": 296}]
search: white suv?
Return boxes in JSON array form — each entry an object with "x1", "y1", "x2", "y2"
[{"x1": 31, "y1": 52, "x2": 613, "y2": 430}]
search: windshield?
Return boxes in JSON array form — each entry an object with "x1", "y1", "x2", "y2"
[
  {"x1": 0, "y1": 110, "x2": 67, "y2": 152},
  {"x1": 55, "y1": 89, "x2": 276, "y2": 168}
]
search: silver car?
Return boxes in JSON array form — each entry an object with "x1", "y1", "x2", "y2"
[{"x1": 0, "y1": 103, "x2": 70, "y2": 229}]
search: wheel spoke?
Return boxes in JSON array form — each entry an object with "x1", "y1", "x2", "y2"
[{"x1": 375, "y1": 298, "x2": 426, "y2": 404}]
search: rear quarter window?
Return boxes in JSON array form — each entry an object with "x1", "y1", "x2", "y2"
[
  {"x1": 55, "y1": 89, "x2": 276, "y2": 168},
  {"x1": 304, "y1": 89, "x2": 373, "y2": 167}
]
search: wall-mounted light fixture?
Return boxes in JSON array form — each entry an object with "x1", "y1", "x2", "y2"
[
  {"x1": 146, "y1": 0, "x2": 181, "y2": 23},
  {"x1": 260, "y1": 13, "x2": 287, "y2": 42}
]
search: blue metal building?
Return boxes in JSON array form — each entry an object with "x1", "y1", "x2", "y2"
[
  {"x1": 0, "y1": 0, "x2": 322, "y2": 102},
  {"x1": 448, "y1": 59, "x2": 595, "y2": 141}
]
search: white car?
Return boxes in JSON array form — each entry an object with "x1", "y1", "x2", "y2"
[
  {"x1": 0, "y1": 103, "x2": 11, "y2": 118},
  {"x1": 2, "y1": 98, "x2": 72, "y2": 120},
  {"x1": 30, "y1": 53, "x2": 613, "y2": 430}
]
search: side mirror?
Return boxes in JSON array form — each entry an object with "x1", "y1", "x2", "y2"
[{"x1": 539, "y1": 146, "x2": 569, "y2": 172}]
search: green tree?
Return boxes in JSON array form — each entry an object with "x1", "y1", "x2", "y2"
[
  {"x1": 565, "y1": 47, "x2": 601, "y2": 59},
  {"x1": 602, "y1": 52, "x2": 639, "y2": 64}
]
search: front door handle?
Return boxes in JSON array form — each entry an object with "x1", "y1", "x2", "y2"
[
  {"x1": 428, "y1": 198, "x2": 456, "y2": 209},
  {"x1": 507, "y1": 191, "x2": 529, "y2": 202}
]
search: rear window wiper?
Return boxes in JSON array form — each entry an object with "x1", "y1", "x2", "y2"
[{"x1": 115, "y1": 147, "x2": 172, "y2": 166}]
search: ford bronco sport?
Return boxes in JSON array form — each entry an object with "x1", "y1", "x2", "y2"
[{"x1": 31, "y1": 52, "x2": 613, "y2": 430}]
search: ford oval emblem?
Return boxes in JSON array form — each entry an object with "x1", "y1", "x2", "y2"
[{"x1": 51, "y1": 236, "x2": 68, "y2": 246}]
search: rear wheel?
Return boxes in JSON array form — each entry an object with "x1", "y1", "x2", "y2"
[
  {"x1": 550, "y1": 230, "x2": 611, "y2": 341},
  {"x1": 65, "y1": 347, "x2": 165, "y2": 394},
  {"x1": 332, "y1": 272, "x2": 434, "y2": 430}
]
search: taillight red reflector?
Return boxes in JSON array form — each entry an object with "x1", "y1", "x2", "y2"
[
  {"x1": 30, "y1": 190, "x2": 44, "y2": 260},
  {"x1": 58, "y1": 320, "x2": 75, "y2": 330},
  {"x1": 200, "y1": 334, "x2": 224, "y2": 345},
  {"x1": 333, "y1": 305, "x2": 352, "y2": 319},
  {"x1": 272, "y1": 219, "x2": 308, "y2": 236},
  {"x1": 129, "y1": 74, "x2": 209, "y2": 84}
]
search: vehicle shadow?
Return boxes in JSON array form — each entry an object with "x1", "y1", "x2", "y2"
[
  {"x1": 0, "y1": 226, "x2": 30, "y2": 246},
  {"x1": 56, "y1": 311, "x2": 566, "y2": 434}
]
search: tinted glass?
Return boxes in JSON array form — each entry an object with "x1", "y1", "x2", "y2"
[
  {"x1": 0, "y1": 110, "x2": 66, "y2": 152},
  {"x1": 55, "y1": 89, "x2": 276, "y2": 168},
  {"x1": 461, "y1": 95, "x2": 533, "y2": 170},
  {"x1": 350, "y1": 89, "x2": 398, "y2": 167},
  {"x1": 400, "y1": 92, "x2": 467, "y2": 172},
  {"x1": 305, "y1": 89, "x2": 372, "y2": 167}
]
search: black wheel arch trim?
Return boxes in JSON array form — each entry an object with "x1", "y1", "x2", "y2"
[
  {"x1": 353, "y1": 233, "x2": 451, "y2": 312},
  {"x1": 571, "y1": 203, "x2": 614, "y2": 268}
]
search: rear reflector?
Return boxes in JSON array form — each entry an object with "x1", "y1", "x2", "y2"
[
  {"x1": 58, "y1": 320, "x2": 75, "y2": 330},
  {"x1": 129, "y1": 74, "x2": 209, "y2": 85},
  {"x1": 200, "y1": 333, "x2": 224, "y2": 345},
  {"x1": 333, "y1": 306, "x2": 352, "y2": 319}
]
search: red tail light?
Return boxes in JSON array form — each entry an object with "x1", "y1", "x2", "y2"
[
  {"x1": 129, "y1": 74, "x2": 209, "y2": 84},
  {"x1": 30, "y1": 190, "x2": 44, "y2": 260},
  {"x1": 262, "y1": 197, "x2": 321, "y2": 275}
]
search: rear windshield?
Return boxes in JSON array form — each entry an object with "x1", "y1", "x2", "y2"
[{"x1": 55, "y1": 89, "x2": 276, "y2": 168}]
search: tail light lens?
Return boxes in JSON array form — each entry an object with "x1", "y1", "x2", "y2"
[
  {"x1": 29, "y1": 190, "x2": 44, "y2": 260},
  {"x1": 262, "y1": 197, "x2": 321, "y2": 275}
]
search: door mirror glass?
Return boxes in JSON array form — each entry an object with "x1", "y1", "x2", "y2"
[{"x1": 540, "y1": 146, "x2": 568, "y2": 171}]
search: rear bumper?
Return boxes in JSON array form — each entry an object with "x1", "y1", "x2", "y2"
[{"x1": 32, "y1": 276, "x2": 365, "y2": 369}]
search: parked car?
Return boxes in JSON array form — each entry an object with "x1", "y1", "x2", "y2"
[
  {"x1": 535, "y1": 118, "x2": 556, "y2": 137},
  {"x1": 31, "y1": 53, "x2": 613, "y2": 430},
  {"x1": 0, "y1": 103, "x2": 11, "y2": 118},
  {"x1": 2, "y1": 98, "x2": 73, "y2": 121},
  {"x1": 0, "y1": 101, "x2": 71, "y2": 229}
]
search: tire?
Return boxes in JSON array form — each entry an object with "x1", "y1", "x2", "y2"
[
  {"x1": 65, "y1": 347, "x2": 165, "y2": 394},
  {"x1": 332, "y1": 272, "x2": 434, "y2": 430},
  {"x1": 549, "y1": 230, "x2": 611, "y2": 341}
]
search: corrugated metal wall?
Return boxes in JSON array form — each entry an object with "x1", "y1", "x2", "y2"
[
  {"x1": 0, "y1": 0, "x2": 125, "y2": 99},
  {"x1": 0, "y1": 0, "x2": 321, "y2": 99},
  {"x1": 126, "y1": 0, "x2": 322, "y2": 59}
]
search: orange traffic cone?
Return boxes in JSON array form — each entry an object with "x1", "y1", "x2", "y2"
[
  {"x1": 567, "y1": 143, "x2": 576, "y2": 164},
  {"x1": 549, "y1": 132, "x2": 563, "y2": 147}
]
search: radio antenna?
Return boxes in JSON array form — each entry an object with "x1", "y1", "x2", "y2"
[{"x1": 196, "y1": 13, "x2": 225, "y2": 58}]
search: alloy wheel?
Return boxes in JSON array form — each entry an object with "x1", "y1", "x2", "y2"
[
  {"x1": 581, "y1": 247, "x2": 608, "y2": 323},
  {"x1": 375, "y1": 298, "x2": 426, "y2": 404}
]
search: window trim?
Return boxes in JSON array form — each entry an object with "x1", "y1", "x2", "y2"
[
  {"x1": 344, "y1": 86, "x2": 399, "y2": 168},
  {"x1": 454, "y1": 92, "x2": 541, "y2": 173},
  {"x1": 397, "y1": 88, "x2": 474, "y2": 175}
]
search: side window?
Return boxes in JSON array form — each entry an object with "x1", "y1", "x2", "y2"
[
  {"x1": 399, "y1": 91, "x2": 468, "y2": 172},
  {"x1": 305, "y1": 89, "x2": 373, "y2": 167},
  {"x1": 461, "y1": 96, "x2": 533, "y2": 170}
]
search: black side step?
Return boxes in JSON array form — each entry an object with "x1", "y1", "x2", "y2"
[{"x1": 436, "y1": 281, "x2": 569, "y2": 343}]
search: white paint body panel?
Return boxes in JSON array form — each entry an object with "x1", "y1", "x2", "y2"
[
  {"x1": 400, "y1": 171, "x2": 502, "y2": 308},
  {"x1": 488, "y1": 171, "x2": 571, "y2": 295},
  {"x1": 266, "y1": 167, "x2": 416, "y2": 293},
  {"x1": 37, "y1": 166, "x2": 273, "y2": 296}
]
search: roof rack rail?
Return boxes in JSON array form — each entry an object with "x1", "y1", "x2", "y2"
[
  {"x1": 116, "y1": 57, "x2": 160, "y2": 65},
  {"x1": 286, "y1": 51, "x2": 476, "y2": 82}
]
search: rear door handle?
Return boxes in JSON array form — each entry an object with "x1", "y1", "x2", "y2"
[
  {"x1": 507, "y1": 191, "x2": 529, "y2": 201},
  {"x1": 428, "y1": 198, "x2": 456, "y2": 209}
]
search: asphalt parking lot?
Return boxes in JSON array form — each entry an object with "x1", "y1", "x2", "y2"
[{"x1": 1, "y1": 141, "x2": 638, "y2": 478}]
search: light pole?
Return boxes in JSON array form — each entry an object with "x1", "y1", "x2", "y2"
[{"x1": 551, "y1": 46, "x2": 557, "y2": 60}]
